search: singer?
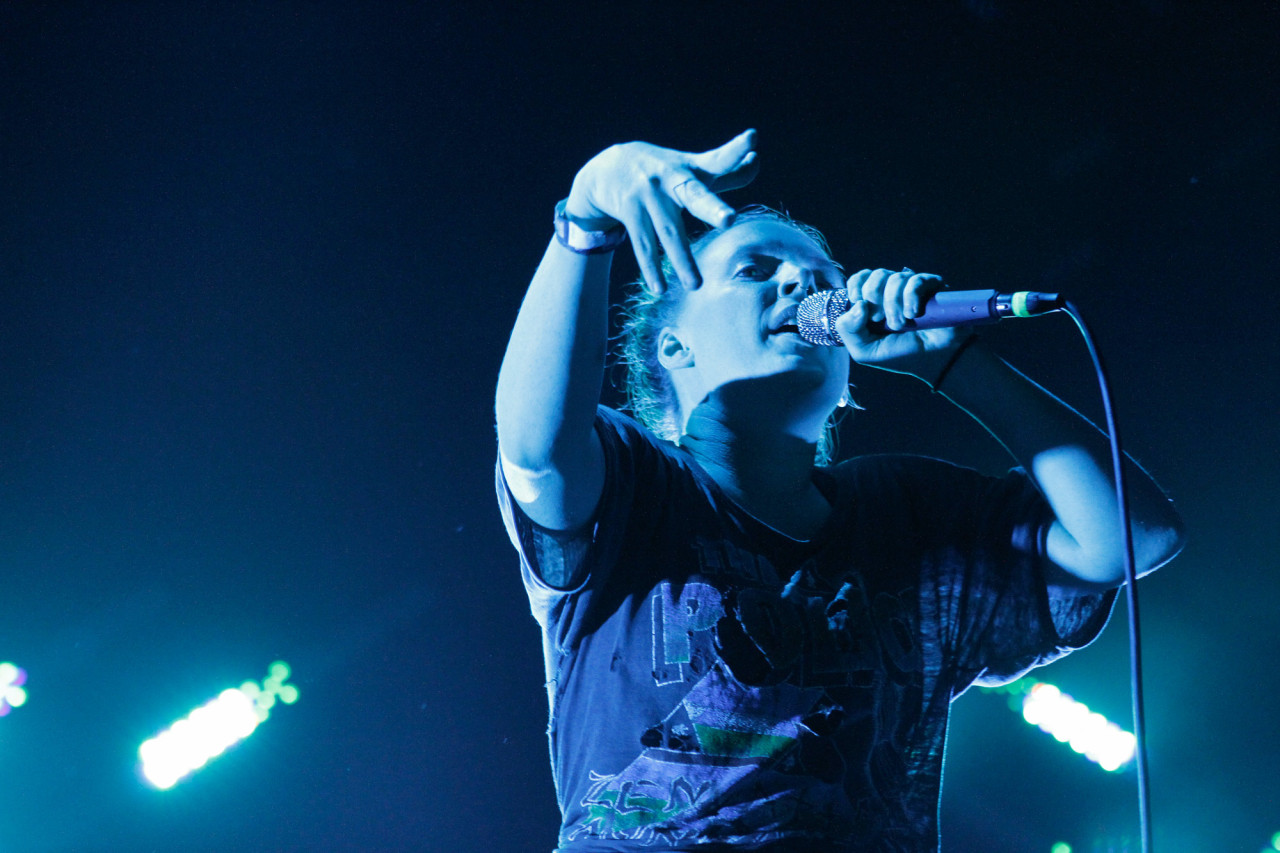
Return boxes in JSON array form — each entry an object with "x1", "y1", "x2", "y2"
[{"x1": 495, "y1": 130, "x2": 1183, "y2": 852}]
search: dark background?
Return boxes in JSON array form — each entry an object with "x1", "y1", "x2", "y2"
[{"x1": 1, "y1": 2, "x2": 1276, "y2": 851}]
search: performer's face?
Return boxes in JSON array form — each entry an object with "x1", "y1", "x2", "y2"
[{"x1": 661, "y1": 219, "x2": 850, "y2": 425}]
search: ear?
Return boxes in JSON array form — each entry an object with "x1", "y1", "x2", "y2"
[{"x1": 656, "y1": 327, "x2": 694, "y2": 371}]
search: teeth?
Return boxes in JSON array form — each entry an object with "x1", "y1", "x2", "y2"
[{"x1": 769, "y1": 309, "x2": 801, "y2": 335}]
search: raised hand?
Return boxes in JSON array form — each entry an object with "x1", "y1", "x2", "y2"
[{"x1": 563, "y1": 130, "x2": 760, "y2": 292}]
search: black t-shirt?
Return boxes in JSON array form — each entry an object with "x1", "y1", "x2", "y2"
[{"x1": 497, "y1": 407, "x2": 1115, "y2": 852}]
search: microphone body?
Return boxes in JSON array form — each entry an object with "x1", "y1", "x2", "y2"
[{"x1": 796, "y1": 288, "x2": 1063, "y2": 346}]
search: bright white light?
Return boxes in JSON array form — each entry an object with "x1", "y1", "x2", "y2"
[
  {"x1": 0, "y1": 662, "x2": 27, "y2": 716},
  {"x1": 139, "y1": 661, "x2": 299, "y2": 789},
  {"x1": 1019, "y1": 682, "x2": 1135, "y2": 772}
]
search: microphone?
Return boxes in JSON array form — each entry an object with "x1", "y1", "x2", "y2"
[{"x1": 796, "y1": 288, "x2": 1064, "y2": 346}]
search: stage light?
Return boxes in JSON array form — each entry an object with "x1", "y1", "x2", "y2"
[
  {"x1": 1051, "y1": 843, "x2": 1072, "y2": 853},
  {"x1": 1020, "y1": 682, "x2": 1135, "y2": 771},
  {"x1": 139, "y1": 661, "x2": 299, "y2": 789},
  {"x1": 1271, "y1": 830, "x2": 1280, "y2": 850},
  {"x1": 0, "y1": 662, "x2": 27, "y2": 716},
  {"x1": 983, "y1": 678, "x2": 1135, "y2": 772}
]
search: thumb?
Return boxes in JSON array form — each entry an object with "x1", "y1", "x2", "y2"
[{"x1": 836, "y1": 299, "x2": 879, "y2": 347}]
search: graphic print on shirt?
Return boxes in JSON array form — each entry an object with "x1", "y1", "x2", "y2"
[{"x1": 573, "y1": 538, "x2": 925, "y2": 844}]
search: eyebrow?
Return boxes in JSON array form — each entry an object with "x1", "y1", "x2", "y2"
[{"x1": 720, "y1": 245, "x2": 844, "y2": 276}]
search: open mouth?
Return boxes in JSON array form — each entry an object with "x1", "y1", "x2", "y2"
[{"x1": 768, "y1": 305, "x2": 802, "y2": 337}]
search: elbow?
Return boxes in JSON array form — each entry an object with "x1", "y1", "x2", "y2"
[
  {"x1": 1131, "y1": 491, "x2": 1188, "y2": 578},
  {"x1": 1050, "y1": 513, "x2": 1187, "y2": 591},
  {"x1": 494, "y1": 392, "x2": 550, "y2": 472},
  {"x1": 1133, "y1": 514, "x2": 1187, "y2": 578},
  {"x1": 1098, "y1": 517, "x2": 1188, "y2": 586}
]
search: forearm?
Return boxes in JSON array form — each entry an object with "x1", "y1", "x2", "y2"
[
  {"x1": 496, "y1": 131, "x2": 757, "y2": 460},
  {"x1": 935, "y1": 340, "x2": 1185, "y2": 586},
  {"x1": 494, "y1": 132, "x2": 758, "y2": 529},
  {"x1": 495, "y1": 238, "x2": 612, "y2": 470}
]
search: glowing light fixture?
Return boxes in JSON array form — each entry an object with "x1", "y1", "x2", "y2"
[
  {"x1": 1051, "y1": 844, "x2": 1072, "y2": 853},
  {"x1": 983, "y1": 679, "x2": 1135, "y2": 772},
  {"x1": 139, "y1": 661, "x2": 299, "y2": 789},
  {"x1": 0, "y1": 662, "x2": 27, "y2": 716},
  {"x1": 1021, "y1": 682, "x2": 1136, "y2": 771}
]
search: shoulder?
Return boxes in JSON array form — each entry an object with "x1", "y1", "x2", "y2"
[
  {"x1": 595, "y1": 405, "x2": 673, "y2": 450},
  {"x1": 593, "y1": 405, "x2": 695, "y2": 478}
]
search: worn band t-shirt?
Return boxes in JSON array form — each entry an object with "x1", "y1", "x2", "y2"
[{"x1": 497, "y1": 407, "x2": 1115, "y2": 852}]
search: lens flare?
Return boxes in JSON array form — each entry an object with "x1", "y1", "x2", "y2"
[
  {"x1": 139, "y1": 661, "x2": 299, "y2": 789},
  {"x1": 986, "y1": 678, "x2": 1135, "y2": 772},
  {"x1": 0, "y1": 662, "x2": 28, "y2": 716}
]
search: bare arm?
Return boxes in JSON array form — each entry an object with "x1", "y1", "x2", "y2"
[
  {"x1": 495, "y1": 132, "x2": 759, "y2": 531},
  {"x1": 934, "y1": 341, "x2": 1184, "y2": 588},
  {"x1": 495, "y1": 241, "x2": 613, "y2": 531},
  {"x1": 835, "y1": 269, "x2": 1185, "y2": 590}
]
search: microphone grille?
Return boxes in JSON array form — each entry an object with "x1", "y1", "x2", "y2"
[{"x1": 797, "y1": 289, "x2": 850, "y2": 347}]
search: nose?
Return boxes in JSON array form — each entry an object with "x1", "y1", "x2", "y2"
[{"x1": 777, "y1": 272, "x2": 816, "y2": 300}]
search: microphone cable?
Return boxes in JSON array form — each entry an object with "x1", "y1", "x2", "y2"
[
  {"x1": 797, "y1": 287, "x2": 1155, "y2": 848},
  {"x1": 1060, "y1": 300, "x2": 1152, "y2": 853}
]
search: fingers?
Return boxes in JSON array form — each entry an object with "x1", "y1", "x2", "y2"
[
  {"x1": 834, "y1": 297, "x2": 876, "y2": 348},
  {"x1": 706, "y1": 148, "x2": 760, "y2": 194},
  {"x1": 685, "y1": 128, "x2": 760, "y2": 215},
  {"x1": 622, "y1": 204, "x2": 666, "y2": 295},
  {"x1": 901, "y1": 269, "x2": 944, "y2": 321},
  {"x1": 644, "y1": 188, "x2": 700, "y2": 290},
  {"x1": 690, "y1": 129, "x2": 757, "y2": 179},
  {"x1": 672, "y1": 177, "x2": 736, "y2": 230},
  {"x1": 850, "y1": 268, "x2": 945, "y2": 332},
  {"x1": 846, "y1": 269, "x2": 884, "y2": 331},
  {"x1": 621, "y1": 181, "x2": 701, "y2": 294},
  {"x1": 575, "y1": 131, "x2": 763, "y2": 293},
  {"x1": 638, "y1": 131, "x2": 761, "y2": 285},
  {"x1": 881, "y1": 269, "x2": 908, "y2": 331},
  {"x1": 671, "y1": 128, "x2": 761, "y2": 228}
]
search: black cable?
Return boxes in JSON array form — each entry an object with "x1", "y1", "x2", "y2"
[{"x1": 1061, "y1": 301, "x2": 1151, "y2": 853}]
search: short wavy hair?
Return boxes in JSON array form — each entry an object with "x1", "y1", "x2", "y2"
[{"x1": 616, "y1": 206, "x2": 844, "y2": 465}]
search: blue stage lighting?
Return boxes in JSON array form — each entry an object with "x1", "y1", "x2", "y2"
[{"x1": 139, "y1": 661, "x2": 299, "y2": 789}]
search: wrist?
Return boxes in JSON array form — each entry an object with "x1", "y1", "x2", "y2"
[
  {"x1": 554, "y1": 198, "x2": 627, "y2": 255},
  {"x1": 561, "y1": 202, "x2": 619, "y2": 231},
  {"x1": 563, "y1": 175, "x2": 621, "y2": 230}
]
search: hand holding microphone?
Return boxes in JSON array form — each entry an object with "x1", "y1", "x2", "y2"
[{"x1": 797, "y1": 270, "x2": 1063, "y2": 347}]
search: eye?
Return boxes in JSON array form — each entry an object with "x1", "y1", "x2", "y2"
[{"x1": 734, "y1": 262, "x2": 773, "y2": 281}]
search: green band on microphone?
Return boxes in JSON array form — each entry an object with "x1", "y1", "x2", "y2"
[{"x1": 1012, "y1": 291, "x2": 1031, "y2": 318}]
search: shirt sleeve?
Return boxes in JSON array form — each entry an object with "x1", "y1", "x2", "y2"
[
  {"x1": 495, "y1": 406, "x2": 668, "y2": 635},
  {"x1": 877, "y1": 456, "x2": 1118, "y2": 693},
  {"x1": 495, "y1": 453, "x2": 594, "y2": 625}
]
